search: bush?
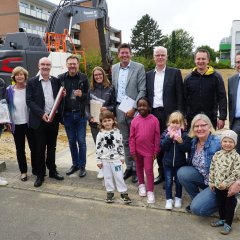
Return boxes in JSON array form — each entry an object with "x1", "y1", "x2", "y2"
[{"x1": 211, "y1": 60, "x2": 232, "y2": 69}]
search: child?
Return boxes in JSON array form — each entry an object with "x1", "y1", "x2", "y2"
[
  {"x1": 160, "y1": 111, "x2": 191, "y2": 209},
  {"x1": 209, "y1": 130, "x2": 240, "y2": 235},
  {"x1": 129, "y1": 97, "x2": 160, "y2": 204},
  {"x1": 96, "y1": 110, "x2": 131, "y2": 204}
]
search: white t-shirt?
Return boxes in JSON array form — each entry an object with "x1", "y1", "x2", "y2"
[{"x1": 13, "y1": 88, "x2": 28, "y2": 124}]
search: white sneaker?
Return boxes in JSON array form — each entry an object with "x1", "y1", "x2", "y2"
[
  {"x1": 165, "y1": 199, "x2": 173, "y2": 210},
  {"x1": 147, "y1": 191, "x2": 155, "y2": 204},
  {"x1": 0, "y1": 177, "x2": 8, "y2": 186},
  {"x1": 97, "y1": 169, "x2": 104, "y2": 179},
  {"x1": 138, "y1": 184, "x2": 147, "y2": 197},
  {"x1": 174, "y1": 197, "x2": 182, "y2": 208}
]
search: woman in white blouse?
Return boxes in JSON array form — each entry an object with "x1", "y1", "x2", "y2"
[{"x1": 6, "y1": 67, "x2": 35, "y2": 181}]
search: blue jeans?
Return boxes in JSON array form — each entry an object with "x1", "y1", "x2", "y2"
[
  {"x1": 64, "y1": 112, "x2": 87, "y2": 168},
  {"x1": 164, "y1": 166, "x2": 182, "y2": 199},
  {"x1": 177, "y1": 166, "x2": 217, "y2": 216}
]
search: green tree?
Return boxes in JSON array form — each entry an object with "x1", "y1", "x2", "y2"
[
  {"x1": 196, "y1": 45, "x2": 217, "y2": 62},
  {"x1": 130, "y1": 14, "x2": 165, "y2": 58}
]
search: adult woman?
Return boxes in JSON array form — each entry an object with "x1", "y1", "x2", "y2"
[
  {"x1": 6, "y1": 67, "x2": 35, "y2": 181},
  {"x1": 177, "y1": 114, "x2": 221, "y2": 216},
  {"x1": 89, "y1": 66, "x2": 115, "y2": 179}
]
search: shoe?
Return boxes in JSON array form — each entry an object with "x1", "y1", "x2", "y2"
[
  {"x1": 97, "y1": 169, "x2": 104, "y2": 179},
  {"x1": 0, "y1": 177, "x2": 8, "y2": 186},
  {"x1": 123, "y1": 169, "x2": 132, "y2": 180},
  {"x1": 174, "y1": 197, "x2": 182, "y2": 208},
  {"x1": 138, "y1": 184, "x2": 147, "y2": 197},
  {"x1": 34, "y1": 176, "x2": 44, "y2": 187},
  {"x1": 154, "y1": 175, "x2": 164, "y2": 185},
  {"x1": 210, "y1": 219, "x2": 225, "y2": 227},
  {"x1": 20, "y1": 173, "x2": 28, "y2": 182},
  {"x1": 79, "y1": 167, "x2": 86, "y2": 178},
  {"x1": 120, "y1": 193, "x2": 132, "y2": 204},
  {"x1": 147, "y1": 191, "x2": 155, "y2": 204},
  {"x1": 220, "y1": 223, "x2": 231, "y2": 235},
  {"x1": 165, "y1": 199, "x2": 173, "y2": 210},
  {"x1": 132, "y1": 171, "x2": 138, "y2": 183},
  {"x1": 49, "y1": 171, "x2": 64, "y2": 180},
  {"x1": 105, "y1": 192, "x2": 114, "y2": 203},
  {"x1": 66, "y1": 165, "x2": 79, "y2": 176},
  {"x1": 185, "y1": 205, "x2": 192, "y2": 213}
]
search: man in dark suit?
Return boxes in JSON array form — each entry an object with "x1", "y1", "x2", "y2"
[
  {"x1": 228, "y1": 51, "x2": 240, "y2": 154},
  {"x1": 26, "y1": 57, "x2": 64, "y2": 187},
  {"x1": 146, "y1": 46, "x2": 184, "y2": 185}
]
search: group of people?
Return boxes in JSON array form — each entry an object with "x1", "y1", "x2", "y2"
[{"x1": 0, "y1": 43, "x2": 240, "y2": 235}]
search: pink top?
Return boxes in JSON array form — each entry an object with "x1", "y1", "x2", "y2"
[{"x1": 129, "y1": 114, "x2": 160, "y2": 157}]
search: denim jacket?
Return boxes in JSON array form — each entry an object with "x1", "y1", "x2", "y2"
[{"x1": 189, "y1": 134, "x2": 221, "y2": 175}]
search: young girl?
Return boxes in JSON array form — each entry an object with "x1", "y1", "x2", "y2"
[
  {"x1": 209, "y1": 130, "x2": 240, "y2": 235},
  {"x1": 129, "y1": 97, "x2": 160, "y2": 204},
  {"x1": 160, "y1": 111, "x2": 191, "y2": 209},
  {"x1": 96, "y1": 110, "x2": 131, "y2": 204}
]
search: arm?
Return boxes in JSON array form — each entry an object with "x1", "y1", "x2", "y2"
[
  {"x1": 134, "y1": 64, "x2": 146, "y2": 108},
  {"x1": 154, "y1": 119, "x2": 160, "y2": 155},
  {"x1": 75, "y1": 75, "x2": 89, "y2": 102},
  {"x1": 209, "y1": 154, "x2": 216, "y2": 190},
  {"x1": 96, "y1": 132, "x2": 103, "y2": 165},
  {"x1": 105, "y1": 86, "x2": 116, "y2": 113},
  {"x1": 228, "y1": 180, "x2": 240, "y2": 197},
  {"x1": 175, "y1": 69, "x2": 184, "y2": 113},
  {"x1": 177, "y1": 132, "x2": 192, "y2": 152},
  {"x1": 129, "y1": 121, "x2": 136, "y2": 156},
  {"x1": 160, "y1": 131, "x2": 174, "y2": 151},
  {"x1": 117, "y1": 131, "x2": 125, "y2": 162}
]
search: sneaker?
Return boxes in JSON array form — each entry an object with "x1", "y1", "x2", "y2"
[
  {"x1": 0, "y1": 177, "x2": 8, "y2": 186},
  {"x1": 220, "y1": 223, "x2": 231, "y2": 235},
  {"x1": 165, "y1": 199, "x2": 173, "y2": 210},
  {"x1": 147, "y1": 191, "x2": 155, "y2": 204},
  {"x1": 97, "y1": 169, "x2": 104, "y2": 179},
  {"x1": 105, "y1": 192, "x2": 114, "y2": 203},
  {"x1": 138, "y1": 184, "x2": 147, "y2": 197},
  {"x1": 210, "y1": 219, "x2": 225, "y2": 227},
  {"x1": 120, "y1": 193, "x2": 132, "y2": 204},
  {"x1": 174, "y1": 197, "x2": 182, "y2": 208}
]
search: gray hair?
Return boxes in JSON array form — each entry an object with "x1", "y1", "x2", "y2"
[{"x1": 153, "y1": 46, "x2": 167, "y2": 56}]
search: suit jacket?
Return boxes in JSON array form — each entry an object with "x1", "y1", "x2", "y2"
[
  {"x1": 26, "y1": 75, "x2": 61, "y2": 129},
  {"x1": 228, "y1": 73, "x2": 240, "y2": 128},
  {"x1": 112, "y1": 61, "x2": 146, "y2": 108},
  {"x1": 146, "y1": 66, "x2": 184, "y2": 117}
]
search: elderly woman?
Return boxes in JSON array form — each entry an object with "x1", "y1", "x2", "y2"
[
  {"x1": 6, "y1": 66, "x2": 35, "y2": 181},
  {"x1": 177, "y1": 113, "x2": 221, "y2": 216},
  {"x1": 88, "y1": 66, "x2": 115, "y2": 179}
]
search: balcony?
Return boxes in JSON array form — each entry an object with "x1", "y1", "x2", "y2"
[
  {"x1": 24, "y1": 28, "x2": 45, "y2": 37},
  {"x1": 19, "y1": 6, "x2": 50, "y2": 21},
  {"x1": 110, "y1": 47, "x2": 118, "y2": 53},
  {"x1": 110, "y1": 35, "x2": 120, "y2": 43},
  {"x1": 72, "y1": 38, "x2": 81, "y2": 46},
  {"x1": 72, "y1": 24, "x2": 80, "y2": 31}
]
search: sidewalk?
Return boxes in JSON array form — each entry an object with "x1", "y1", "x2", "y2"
[{"x1": 1, "y1": 132, "x2": 239, "y2": 219}]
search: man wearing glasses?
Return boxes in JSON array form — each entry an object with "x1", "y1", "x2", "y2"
[{"x1": 228, "y1": 51, "x2": 240, "y2": 154}]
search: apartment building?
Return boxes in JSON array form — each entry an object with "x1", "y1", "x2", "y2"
[{"x1": 0, "y1": 0, "x2": 121, "y2": 52}]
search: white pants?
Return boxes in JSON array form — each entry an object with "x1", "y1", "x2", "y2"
[{"x1": 102, "y1": 160, "x2": 127, "y2": 193}]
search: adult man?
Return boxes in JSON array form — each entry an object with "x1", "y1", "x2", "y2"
[
  {"x1": 58, "y1": 55, "x2": 89, "y2": 178},
  {"x1": 184, "y1": 49, "x2": 227, "y2": 129},
  {"x1": 146, "y1": 46, "x2": 184, "y2": 185},
  {"x1": 26, "y1": 57, "x2": 64, "y2": 187},
  {"x1": 228, "y1": 51, "x2": 240, "y2": 154},
  {"x1": 112, "y1": 43, "x2": 146, "y2": 183}
]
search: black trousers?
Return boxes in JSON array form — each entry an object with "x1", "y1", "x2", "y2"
[
  {"x1": 13, "y1": 124, "x2": 35, "y2": 174},
  {"x1": 33, "y1": 118, "x2": 59, "y2": 178},
  {"x1": 215, "y1": 188, "x2": 237, "y2": 226},
  {"x1": 89, "y1": 122, "x2": 99, "y2": 144}
]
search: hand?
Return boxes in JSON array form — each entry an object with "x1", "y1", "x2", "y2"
[
  {"x1": 217, "y1": 120, "x2": 225, "y2": 130},
  {"x1": 120, "y1": 159, "x2": 125, "y2": 164},
  {"x1": 62, "y1": 88, "x2": 67, "y2": 97},
  {"x1": 169, "y1": 129, "x2": 175, "y2": 139},
  {"x1": 100, "y1": 107, "x2": 107, "y2": 112},
  {"x1": 42, "y1": 113, "x2": 49, "y2": 122},
  {"x1": 209, "y1": 184, "x2": 215, "y2": 191},
  {"x1": 74, "y1": 89, "x2": 82, "y2": 97},
  {"x1": 175, "y1": 136, "x2": 183, "y2": 144},
  {"x1": 126, "y1": 108, "x2": 135, "y2": 118},
  {"x1": 219, "y1": 182, "x2": 226, "y2": 190},
  {"x1": 228, "y1": 181, "x2": 240, "y2": 197},
  {"x1": 90, "y1": 117, "x2": 97, "y2": 123},
  {"x1": 97, "y1": 163, "x2": 103, "y2": 169},
  {"x1": 6, "y1": 124, "x2": 11, "y2": 132}
]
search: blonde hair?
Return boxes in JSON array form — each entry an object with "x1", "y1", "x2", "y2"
[
  {"x1": 167, "y1": 111, "x2": 185, "y2": 129},
  {"x1": 11, "y1": 66, "x2": 28, "y2": 83},
  {"x1": 90, "y1": 66, "x2": 111, "y2": 90},
  {"x1": 188, "y1": 113, "x2": 216, "y2": 138},
  {"x1": 99, "y1": 110, "x2": 117, "y2": 130}
]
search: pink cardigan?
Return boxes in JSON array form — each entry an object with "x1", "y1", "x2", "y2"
[{"x1": 129, "y1": 114, "x2": 160, "y2": 157}]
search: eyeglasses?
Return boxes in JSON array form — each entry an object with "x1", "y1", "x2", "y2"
[{"x1": 194, "y1": 124, "x2": 208, "y2": 129}]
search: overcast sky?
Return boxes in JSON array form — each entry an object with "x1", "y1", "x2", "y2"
[{"x1": 49, "y1": 0, "x2": 240, "y2": 51}]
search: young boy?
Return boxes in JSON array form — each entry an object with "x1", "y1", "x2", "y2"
[{"x1": 209, "y1": 130, "x2": 240, "y2": 235}]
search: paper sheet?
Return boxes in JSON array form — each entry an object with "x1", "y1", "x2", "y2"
[{"x1": 118, "y1": 96, "x2": 135, "y2": 113}]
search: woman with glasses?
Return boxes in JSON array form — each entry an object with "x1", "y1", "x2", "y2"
[{"x1": 177, "y1": 113, "x2": 221, "y2": 216}]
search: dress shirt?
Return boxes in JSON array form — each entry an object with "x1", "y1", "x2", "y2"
[
  {"x1": 153, "y1": 67, "x2": 165, "y2": 108},
  {"x1": 39, "y1": 75, "x2": 54, "y2": 114},
  {"x1": 117, "y1": 62, "x2": 130, "y2": 103},
  {"x1": 235, "y1": 74, "x2": 240, "y2": 118}
]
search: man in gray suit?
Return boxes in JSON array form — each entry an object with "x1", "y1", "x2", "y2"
[
  {"x1": 112, "y1": 43, "x2": 146, "y2": 183},
  {"x1": 228, "y1": 51, "x2": 240, "y2": 154}
]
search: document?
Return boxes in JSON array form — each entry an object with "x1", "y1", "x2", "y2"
[
  {"x1": 118, "y1": 96, "x2": 135, "y2": 113},
  {"x1": 0, "y1": 99, "x2": 11, "y2": 124},
  {"x1": 90, "y1": 99, "x2": 103, "y2": 123}
]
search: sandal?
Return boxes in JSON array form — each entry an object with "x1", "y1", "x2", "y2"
[
  {"x1": 20, "y1": 174, "x2": 28, "y2": 182},
  {"x1": 210, "y1": 219, "x2": 225, "y2": 227},
  {"x1": 220, "y1": 223, "x2": 231, "y2": 235}
]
